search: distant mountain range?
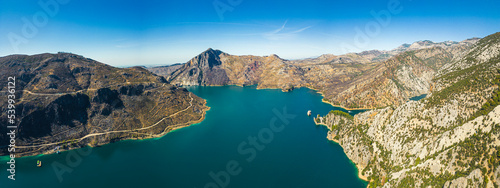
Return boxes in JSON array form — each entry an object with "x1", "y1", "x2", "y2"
[
  {"x1": 149, "y1": 37, "x2": 479, "y2": 109},
  {"x1": 147, "y1": 33, "x2": 500, "y2": 187},
  {"x1": 1, "y1": 31, "x2": 499, "y2": 187}
]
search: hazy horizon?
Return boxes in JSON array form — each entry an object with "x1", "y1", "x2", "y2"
[{"x1": 1, "y1": 0, "x2": 499, "y2": 67}]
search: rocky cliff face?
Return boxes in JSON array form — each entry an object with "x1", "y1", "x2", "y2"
[
  {"x1": 315, "y1": 32, "x2": 500, "y2": 187},
  {"x1": 149, "y1": 39, "x2": 478, "y2": 109},
  {"x1": 0, "y1": 53, "x2": 209, "y2": 157},
  {"x1": 327, "y1": 46, "x2": 452, "y2": 109},
  {"x1": 148, "y1": 63, "x2": 183, "y2": 79},
  {"x1": 153, "y1": 48, "x2": 307, "y2": 90},
  {"x1": 169, "y1": 48, "x2": 231, "y2": 86}
]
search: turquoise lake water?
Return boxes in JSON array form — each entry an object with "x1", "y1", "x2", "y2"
[
  {"x1": 409, "y1": 94, "x2": 427, "y2": 101},
  {"x1": 1, "y1": 86, "x2": 367, "y2": 187}
]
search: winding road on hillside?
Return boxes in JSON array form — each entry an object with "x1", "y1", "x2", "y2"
[{"x1": 13, "y1": 85, "x2": 195, "y2": 149}]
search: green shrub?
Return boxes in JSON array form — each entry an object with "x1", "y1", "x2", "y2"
[{"x1": 329, "y1": 110, "x2": 354, "y2": 120}]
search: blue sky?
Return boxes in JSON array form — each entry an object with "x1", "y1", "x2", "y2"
[{"x1": 1, "y1": 0, "x2": 499, "y2": 66}]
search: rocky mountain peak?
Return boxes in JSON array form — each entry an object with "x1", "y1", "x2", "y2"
[
  {"x1": 268, "y1": 54, "x2": 282, "y2": 60},
  {"x1": 202, "y1": 48, "x2": 224, "y2": 56},
  {"x1": 408, "y1": 40, "x2": 435, "y2": 49},
  {"x1": 188, "y1": 48, "x2": 226, "y2": 68},
  {"x1": 357, "y1": 50, "x2": 384, "y2": 57}
]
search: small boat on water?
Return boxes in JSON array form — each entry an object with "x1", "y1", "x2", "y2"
[
  {"x1": 307, "y1": 110, "x2": 312, "y2": 116},
  {"x1": 37, "y1": 160, "x2": 42, "y2": 167}
]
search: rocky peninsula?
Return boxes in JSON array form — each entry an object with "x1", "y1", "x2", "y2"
[{"x1": 0, "y1": 53, "x2": 209, "y2": 157}]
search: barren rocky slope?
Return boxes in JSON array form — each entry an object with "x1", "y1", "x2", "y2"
[
  {"x1": 149, "y1": 39, "x2": 478, "y2": 109},
  {"x1": 0, "y1": 53, "x2": 209, "y2": 157},
  {"x1": 315, "y1": 32, "x2": 500, "y2": 187},
  {"x1": 147, "y1": 63, "x2": 183, "y2": 77}
]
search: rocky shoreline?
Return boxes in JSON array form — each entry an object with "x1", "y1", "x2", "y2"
[
  {"x1": 11, "y1": 98, "x2": 210, "y2": 158},
  {"x1": 150, "y1": 38, "x2": 479, "y2": 110},
  {"x1": 0, "y1": 53, "x2": 209, "y2": 158},
  {"x1": 313, "y1": 111, "x2": 370, "y2": 184},
  {"x1": 312, "y1": 32, "x2": 500, "y2": 187}
]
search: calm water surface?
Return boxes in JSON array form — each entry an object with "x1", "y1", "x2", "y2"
[{"x1": 1, "y1": 86, "x2": 367, "y2": 188}]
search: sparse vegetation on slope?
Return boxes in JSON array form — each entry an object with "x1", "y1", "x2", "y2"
[
  {"x1": 0, "y1": 53, "x2": 209, "y2": 157},
  {"x1": 316, "y1": 32, "x2": 500, "y2": 187}
]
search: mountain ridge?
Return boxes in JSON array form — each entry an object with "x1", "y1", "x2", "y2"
[
  {"x1": 1, "y1": 32, "x2": 497, "y2": 187},
  {"x1": 315, "y1": 32, "x2": 500, "y2": 187},
  {"x1": 0, "y1": 53, "x2": 209, "y2": 157},
  {"x1": 149, "y1": 38, "x2": 479, "y2": 109}
]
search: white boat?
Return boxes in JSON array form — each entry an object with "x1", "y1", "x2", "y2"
[{"x1": 307, "y1": 110, "x2": 312, "y2": 116}]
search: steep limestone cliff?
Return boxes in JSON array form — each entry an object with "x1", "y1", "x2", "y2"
[{"x1": 315, "y1": 32, "x2": 500, "y2": 187}]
